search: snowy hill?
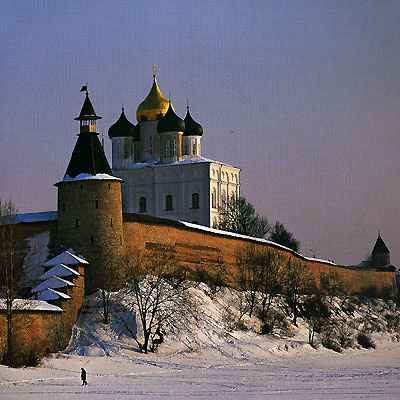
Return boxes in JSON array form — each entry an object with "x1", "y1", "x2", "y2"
[
  {"x1": 1, "y1": 282, "x2": 400, "y2": 399},
  {"x1": 64, "y1": 283, "x2": 400, "y2": 361}
]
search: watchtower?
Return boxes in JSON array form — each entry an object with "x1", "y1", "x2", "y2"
[{"x1": 55, "y1": 90, "x2": 124, "y2": 292}]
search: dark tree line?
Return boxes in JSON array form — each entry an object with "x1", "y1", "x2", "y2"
[{"x1": 215, "y1": 196, "x2": 300, "y2": 252}]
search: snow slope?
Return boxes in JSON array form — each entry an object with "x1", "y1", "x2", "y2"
[{"x1": 1, "y1": 284, "x2": 400, "y2": 399}]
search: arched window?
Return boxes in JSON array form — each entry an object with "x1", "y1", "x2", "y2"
[
  {"x1": 212, "y1": 188, "x2": 217, "y2": 209},
  {"x1": 192, "y1": 193, "x2": 199, "y2": 209},
  {"x1": 166, "y1": 195, "x2": 173, "y2": 211},
  {"x1": 139, "y1": 197, "x2": 146, "y2": 213},
  {"x1": 192, "y1": 139, "x2": 197, "y2": 155},
  {"x1": 221, "y1": 190, "x2": 227, "y2": 207}
]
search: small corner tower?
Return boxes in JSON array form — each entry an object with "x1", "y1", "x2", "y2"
[
  {"x1": 371, "y1": 233, "x2": 391, "y2": 267},
  {"x1": 55, "y1": 90, "x2": 124, "y2": 293}
]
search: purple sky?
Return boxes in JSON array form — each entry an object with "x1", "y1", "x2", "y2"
[{"x1": 1, "y1": 1, "x2": 399, "y2": 266}]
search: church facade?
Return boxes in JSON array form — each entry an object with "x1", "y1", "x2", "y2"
[{"x1": 108, "y1": 68, "x2": 240, "y2": 227}]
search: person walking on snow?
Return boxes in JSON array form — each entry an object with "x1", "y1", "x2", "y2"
[{"x1": 81, "y1": 368, "x2": 88, "y2": 385}]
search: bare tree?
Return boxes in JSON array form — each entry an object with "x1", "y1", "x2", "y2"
[
  {"x1": 118, "y1": 254, "x2": 196, "y2": 354},
  {"x1": 258, "y1": 250, "x2": 286, "y2": 316},
  {"x1": 302, "y1": 294, "x2": 331, "y2": 347},
  {"x1": 0, "y1": 200, "x2": 19, "y2": 365},
  {"x1": 282, "y1": 258, "x2": 315, "y2": 326},
  {"x1": 236, "y1": 245, "x2": 286, "y2": 320},
  {"x1": 97, "y1": 244, "x2": 125, "y2": 325},
  {"x1": 319, "y1": 270, "x2": 345, "y2": 301},
  {"x1": 235, "y1": 245, "x2": 263, "y2": 318}
]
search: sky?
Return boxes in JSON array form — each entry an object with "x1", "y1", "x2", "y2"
[{"x1": 0, "y1": 0, "x2": 399, "y2": 267}]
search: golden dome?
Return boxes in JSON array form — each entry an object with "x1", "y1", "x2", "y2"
[{"x1": 136, "y1": 74, "x2": 172, "y2": 122}]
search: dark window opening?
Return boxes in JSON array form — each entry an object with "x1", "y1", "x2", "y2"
[
  {"x1": 120, "y1": 236, "x2": 122, "y2": 245},
  {"x1": 80, "y1": 184, "x2": 83, "y2": 190},
  {"x1": 110, "y1": 217, "x2": 113, "y2": 227},
  {"x1": 75, "y1": 219, "x2": 79, "y2": 228},
  {"x1": 139, "y1": 197, "x2": 147, "y2": 213},
  {"x1": 165, "y1": 195, "x2": 173, "y2": 211},
  {"x1": 192, "y1": 193, "x2": 199, "y2": 209},
  {"x1": 108, "y1": 184, "x2": 111, "y2": 190},
  {"x1": 90, "y1": 235, "x2": 94, "y2": 244},
  {"x1": 95, "y1": 199, "x2": 99, "y2": 209}
]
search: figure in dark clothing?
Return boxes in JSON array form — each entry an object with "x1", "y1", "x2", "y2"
[{"x1": 81, "y1": 368, "x2": 88, "y2": 385}]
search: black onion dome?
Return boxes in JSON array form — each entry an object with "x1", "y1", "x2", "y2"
[
  {"x1": 157, "y1": 103, "x2": 185, "y2": 133},
  {"x1": 183, "y1": 109, "x2": 203, "y2": 136},
  {"x1": 108, "y1": 108, "x2": 136, "y2": 139}
]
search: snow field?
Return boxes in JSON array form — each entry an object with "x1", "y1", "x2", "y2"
[{"x1": 1, "y1": 280, "x2": 400, "y2": 398}]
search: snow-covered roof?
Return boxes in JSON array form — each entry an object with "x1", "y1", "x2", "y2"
[
  {"x1": 126, "y1": 156, "x2": 238, "y2": 170},
  {"x1": 0, "y1": 299, "x2": 62, "y2": 312},
  {"x1": 60, "y1": 173, "x2": 122, "y2": 183},
  {"x1": 32, "y1": 277, "x2": 75, "y2": 293},
  {"x1": 35, "y1": 288, "x2": 71, "y2": 301},
  {"x1": 40, "y1": 264, "x2": 80, "y2": 280},
  {"x1": 180, "y1": 221, "x2": 337, "y2": 266},
  {"x1": 44, "y1": 250, "x2": 88, "y2": 267},
  {"x1": 15, "y1": 211, "x2": 57, "y2": 223}
]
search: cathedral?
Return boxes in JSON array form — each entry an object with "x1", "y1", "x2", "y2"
[{"x1": 108, "y1": 67, "x2": 240, "y2": 227}]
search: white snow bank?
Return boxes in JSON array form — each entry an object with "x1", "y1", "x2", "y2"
[
  {"x1": 20, "y1": 231, "x2": 50, "y2": 288},
  {"x1": 40, "y1": 264, "x2": 80, "y2": 280},
  {"x1": 0, "y1": 299, "x2": 62, "y2": 312},
  {"x1": 32, "y1": 277, "x2": 75, "y2": 293},
  {"x1": 44, "y1": 250, "x2": 88, "y2": 266},
  {"x1": 34, "y1": 288, "x2": 71, "y2": 301},
  {"x1": 61, "y1": 173, "x2": 122, "y2": 182}
]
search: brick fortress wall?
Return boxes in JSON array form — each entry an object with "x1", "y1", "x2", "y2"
[
  {"x1": 122, "y1": 214, "x2": 398, "y2": 299},
  {"x1": 2, "y1": 213, "x2": 396, "y2": 361},
  {"x1": 0, "y1": 264, "x2": 85, "y2": 362}
]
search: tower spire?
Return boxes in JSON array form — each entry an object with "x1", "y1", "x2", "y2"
[
  {"x1": 75, "y1": 89, "x2": 101, "y2": 133},
  {"x1": 153, "y1": 63, "x2": 157, "y2": 79}
]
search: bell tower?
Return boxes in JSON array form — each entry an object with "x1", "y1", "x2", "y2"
[{"x1": 55, "y1": 90, "x2": 124, "y2": 293}]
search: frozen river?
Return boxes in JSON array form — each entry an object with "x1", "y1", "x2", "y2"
[{"x1": 1, "y1": 343, "x2": 400, "y2": 399}]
